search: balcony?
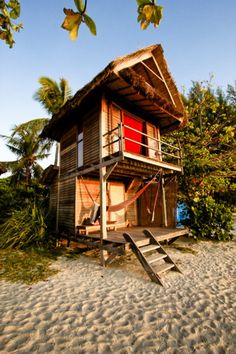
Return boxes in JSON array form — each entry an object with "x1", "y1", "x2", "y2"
[{"x1": 102, "y1": 123, "x2": 182, "y2": 173}]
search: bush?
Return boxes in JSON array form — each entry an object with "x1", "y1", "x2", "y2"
[
  {"x1": 182, "y1": 196, "x2": 233, "y2": 241},
  {"x1": 0, "y1": 201, "x2": 57, "y2": 249}
]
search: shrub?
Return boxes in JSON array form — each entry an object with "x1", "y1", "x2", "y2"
[
  {"x1": 182, "y1": 196, "x2": 233, "y2": 241},
  {"x1": 0, "y1": 201, "x2": 56, "y2": 249}
]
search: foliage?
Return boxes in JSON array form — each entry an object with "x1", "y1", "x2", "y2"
[
  {"x1": 137, "y1": 0, "x2": 163, "y2": 30},
  {"x1": 0, "y1": 200, "x2": 57, "y2": 249},
  {"x1": 62, "y1": 0, "x2": 96, "y2": 41},
  {"x1": 174, "y1": 80, "x2": 236, "y2": 240},
  {"x1": 0, "y1": 177, "x2": 27, "y2": 224},
  {"x1": 0, "y1": 118, "x2": 52, "y2": 189},
  {"x1": 0, "y1": 248, "x2": 59, "y2": 284},
  {"x1": 183, "y1": 196, "x2": 233, "y2": 241},
  {"x1": 34, "y1": 77, "x2": 72, "y2": 115},
  {"x1": 0, "y1": 0, "x2": 22, "y2": 47},
  {"x1": 1, "y1": 0, "x2": 163, "y2": 47}
]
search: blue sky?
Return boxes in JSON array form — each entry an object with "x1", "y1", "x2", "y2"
[{"x1": 0, "y1": 0, "x2": 235, "y2": 167}]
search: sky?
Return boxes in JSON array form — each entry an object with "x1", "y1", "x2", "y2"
[{"x1": 0, "y1": 0, "x2": 235, "y2": 168}]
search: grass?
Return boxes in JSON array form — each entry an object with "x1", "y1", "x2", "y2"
[{"x1": 0, "y1": 248, "x2": 60, "y2": 284}]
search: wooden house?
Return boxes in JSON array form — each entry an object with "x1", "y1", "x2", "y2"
[{"x1": 41, "y1": 44, "x2": 187, "y2": 269}]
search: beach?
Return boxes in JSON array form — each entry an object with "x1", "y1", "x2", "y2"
[{"x1": 0, "y1": 225, "x2": 236, "y2": 353}]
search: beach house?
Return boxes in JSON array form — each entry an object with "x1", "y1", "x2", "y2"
[{"x1": 41, "y1": 44, "x2": 188, "y2": 276}]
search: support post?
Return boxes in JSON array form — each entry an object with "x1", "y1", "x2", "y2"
[
  {"x1": 56, "y1": 143, "x2": 61, "y2": 233},
  {"x1": 161, "y1": 177, "x2": 168, "y2": 227},
  {"x1": 100, "y1": 166, "x2": 108, "y2": 266},
  {"x1": 99, "y1": 95, "x2": 108, "y2": 266}
]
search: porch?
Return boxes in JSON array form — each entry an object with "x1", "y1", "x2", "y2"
[{"x1": 68, "y1": 226, "x2": 189, "y2": 256}]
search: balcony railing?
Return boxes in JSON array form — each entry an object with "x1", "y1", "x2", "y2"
[{"x1": 103, "y1": 123, "x2": 182, "y2": 169}]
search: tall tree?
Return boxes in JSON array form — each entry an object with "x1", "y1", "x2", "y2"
[
  {"x1": 33, "y1": 76, "x2": 72, "y2": 165},
  {"x1": 0, "y1": 118, "x2": 52, "y2": 190},
  {"x1": 174, "y1": 80, "x2": 236, "y2": 240},
  {"x1": 33, "y1": 77, "x2": 72, "y2": 115}
]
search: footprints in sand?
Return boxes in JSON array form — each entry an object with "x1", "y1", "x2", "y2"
[{"x1": 0, "y1": 240, "x2": 236, "y2": 353}]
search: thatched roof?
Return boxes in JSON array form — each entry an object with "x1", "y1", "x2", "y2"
[{"x1": 42, "y1": 44, "x2": 187, "y2": 141}]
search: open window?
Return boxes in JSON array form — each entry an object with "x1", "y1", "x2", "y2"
[
  {"x1": 146, "y1": 122, "x2": 161, "y2": 160},
  {"x1": 77, "y1": 128, "x2": 84, "y2": 168}
]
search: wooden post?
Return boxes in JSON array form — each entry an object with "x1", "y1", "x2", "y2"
[
  {"x1": 100, "y1": 166, "x2": 108, "y2": 266},
  {"x1": 100, "y1": 95, "x2": 108, "y2": 266},
  {"x1": 56, "y1": 143, "x2": 61, "y2": 233},
  {"x1": 119, "y1": 122, "x2": 124, "y2": 154},
  {"x1": 161, "y1": 177, "x2": 168, "y2": 227}
]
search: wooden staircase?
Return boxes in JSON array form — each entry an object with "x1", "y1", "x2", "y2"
[{"x1": 123, "y1": 229, "x2": 181, "y2": 286}]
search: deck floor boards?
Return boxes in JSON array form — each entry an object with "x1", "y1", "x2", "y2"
[{"x1": 76, "y1": 226, "x2": 188, "y2": 245}]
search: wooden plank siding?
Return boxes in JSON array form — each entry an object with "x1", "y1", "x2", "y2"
[
  {"x1": 76, "y1": 179, "x2": 100, "y2": 225},
  {"x1": 83, "y1": 105, "x2": 100, "y2": 166},
  {"x1": 58, "y1": 176, "x2": 76, "y2": 234},
  {"x1": 59, "y1": 126, "x2": 77, "y2": 234},
  {"x1": 49, "y1": 177, "x2": 58, "y2": 214},
  {"x1": 60, "y1": 126, "x2": 77, "y2": 175}
]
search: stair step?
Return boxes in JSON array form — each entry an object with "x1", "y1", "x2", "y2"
[
  {"x1": 153, "y1": 262, "x2": 175, "y2": 275},
  {"x1": 140, "y1": 244, "x2": 160, "y2": 253},
  {"x1": 147, "y1": 253, "x2": 167, "y2": 264}
]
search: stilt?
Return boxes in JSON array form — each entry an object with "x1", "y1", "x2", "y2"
[
  {"x1": 100, "y1": 166, "x2": 108, "y2": 266},
  {"x1": 161, "y1": 177, "x2": 168, "y2": 227}
]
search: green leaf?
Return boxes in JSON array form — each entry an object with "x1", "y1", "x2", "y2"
[
  {"x1": 137, "y1": 2, "x2": 163, "y2": 30},
  {"x1": 136, "y1": 0, "x2": 151, "y2": 6},
  {"x1": 9, "y1": 4, "x2": 20, "y2": 20},
  {"x1": 83, "y1": 14, "x2": 97, "y2": 36},
  {"x1": 74, "y1": 0, "x2": 84, "y2": 13}
]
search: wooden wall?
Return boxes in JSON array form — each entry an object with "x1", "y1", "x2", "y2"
[
  {"x1": 76, "y1": 179, "x2": 100, "y2": 225},
  {"x1": 58, "y1": 126, "x2": 77, "y2": 234},
  {"x1": 49, "y1": 177, "x2": 58, "y2": 215},
  {"x1": 138, "y1": 179, "x2": 177, "y2": 228},
  {"x1": 75, "y1": 178, "x2": 138, "y2": 227},
  {"x1": 60, "y1": 126, "x2": 77, "y2": 175},
  {"x1": 58, "y1": 176, "x2": 76, "y2": 234},
  {"x1": 83, "y1": 105, "x2": 100, "y2": 166},
  {"x1": 56, "y1": 101, "x2": 101, "y2": 234}
]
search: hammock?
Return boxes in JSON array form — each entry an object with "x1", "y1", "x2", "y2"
[
  {"x1": 79, "y1": 173, "x2": 159, "y2": 216},
  {"x1": 108, "y1": 174, "x2": 157, "y2": 212}
]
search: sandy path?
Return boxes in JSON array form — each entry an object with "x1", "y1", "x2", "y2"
[{"x1": 0, "y1": 226, "x2": 236, "y2": 353}]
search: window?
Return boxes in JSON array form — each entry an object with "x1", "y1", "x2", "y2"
[{"x1": 77, "y1": 129, "x2": 83, "y2": 167}]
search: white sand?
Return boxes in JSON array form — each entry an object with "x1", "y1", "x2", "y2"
[{"x1": 0, "y1": 225, "x2": 236, "y2": 353}]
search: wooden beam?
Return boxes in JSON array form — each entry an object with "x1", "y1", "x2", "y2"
[
  {"x1": 141, "y1": 60, "x2": 163, "y2": 82},
  {"x1": 123, "y1": 152, "x2": 182, "y2": 172},
  {"x1": 151, "y1": 55, "x2": 176, "y2": 107},
  {"x1": 114, "y1": 52, "x2": 152, "y2": 74},
  {"x1": 99, "y1": 95, "x2": 108, "y2": 266},
  {"x1": 104, "y1": 162, "x2": 118, "y2": 181},
  {"x1": 56, "y1": 144, "x2": 61, "y2": 233},
  {"x1": 161, "y1": 177, "x2": 168, "y2": 227}
]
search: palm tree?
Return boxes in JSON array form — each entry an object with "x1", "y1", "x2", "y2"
[
  {"x1": 0, "y1": 118, "x2": 52, "y2": 190},
  {"x1": 34, "y1": 77, "x2": 72, "y2": 115},
  {"x1": 34, "y1": 77, "x2": 72, "y2": 164}
]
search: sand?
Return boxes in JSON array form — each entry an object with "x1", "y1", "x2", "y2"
[{"x1": 0, "y1": 223, "x2": 236, "y2": 353}]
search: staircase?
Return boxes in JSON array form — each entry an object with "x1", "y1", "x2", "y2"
[{"x1": 123, "y1": 229, "x2": 181, "y2": 286}]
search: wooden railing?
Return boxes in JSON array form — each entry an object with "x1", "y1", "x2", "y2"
[{"x1": 103, "y1": 123, "x2": 182, "y2": 168}]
